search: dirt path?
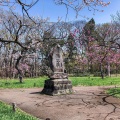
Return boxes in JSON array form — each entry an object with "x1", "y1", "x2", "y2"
[{"x1": 0, "y1": 86, "x2": 120, "y2": 120}]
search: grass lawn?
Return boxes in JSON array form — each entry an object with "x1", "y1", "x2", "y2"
[
  {"x1": 70, "y1": 77, "x2": 120, "y2": 86},
  {"x1": 0, "y1": 76, "x2": 120, "y2": 88},
  {"x1": 107, "y1": 87, "x2": 120, "y2": 98},
  {"x1": 0, "y1": 77, "x2": 48, "y2": 88},
  {"x1": 0, "y1": 101, "x2": 38, "y2": 120}
]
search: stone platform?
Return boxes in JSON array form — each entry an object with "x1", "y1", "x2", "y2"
[{"x1": 41, "y1": 79, "x2": 73, "y2": 95}]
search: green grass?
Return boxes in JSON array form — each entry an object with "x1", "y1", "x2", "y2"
[
  {"x1": 0, "y1": 76, "x2": 120, "y2": 88},
  {"x1": 107, "y1": 87, "x2": 120, "y2": 98},
  {"x1": 0, "y1": 101, "x2": 38, "y2": 120},
  {"x1": 0, "y1": 77, "x2": 48, "y2": 88},
  {"x1": 70, "y1": 77, "x2": 120, "y2": 86}
]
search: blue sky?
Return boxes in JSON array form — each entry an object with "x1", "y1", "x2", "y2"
[
  {"x1": 3, "y1": 0, "x2": 120, "y2": 24},
  {"x1": 27, "y1": 0, "x2": 120, "y2": 24}
]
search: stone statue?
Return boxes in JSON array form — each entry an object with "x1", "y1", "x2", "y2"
[
  {"x1": 48, "y1": 44, "x2": 68, "y2": 79},
  {"x1": 49, "y1": 44, "x2": 64, "y2": 73},
  {"x1": 41, "y1": 44, "x2": 73, "y2": 95}
]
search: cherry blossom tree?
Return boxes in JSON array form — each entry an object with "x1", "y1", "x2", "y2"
[
  {"x1": 96, "y1": 23, "x2": 120, "y2": 76},
  {"x1": 69, "y1": 18, "x2": 120, "y2": 78},
  {"x1": 0, "y1": 9, "x2": 45, "y2": 81},
  {"x1": 0, "y1": 0, "x2": 115, "y2": 79}
]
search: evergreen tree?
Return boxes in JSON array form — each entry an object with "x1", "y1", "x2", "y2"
[
  {"x1": 65, "y1": 33, "x2": 77, "y2": 74},
  {"x1": 67, "y1": 33, "x2": 77, "y2": 59}
]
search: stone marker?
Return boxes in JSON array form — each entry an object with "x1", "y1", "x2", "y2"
[
  {"x1": 12, "y1": 102, "x2": 16, "y2": 112},
  {"x1": 41, "y1": 44, "x2": 73, "y2": 95}
]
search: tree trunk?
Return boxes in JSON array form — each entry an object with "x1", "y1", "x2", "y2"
[
  {"x1": 107, "y1": 61, "x2": 111, "y2": 77},
  {"x1": 116, "y1": 64, "x2": 118, "y2": 77},
  {"x1": 9, "y1": 57, "x2": 13, "y2": 79},
  {"x1": 87, "y1": 60, "x2": 90, "y2": 78},
  {"x1": 19, "y1": 75, "x2": 23, "y2": 83},
  {"x1": 15, "y1": 55, "x2": 23, "y2": 83},
  {"x1": 100, "y1": 63, "x2": 104, "y2": 79}
]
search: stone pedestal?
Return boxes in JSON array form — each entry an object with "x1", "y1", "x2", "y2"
[
  {"x1": 41, "y1": 79, "x2": 73, "y2": 95},
  {"x1": 41, "y1": 44, "x2": 73, "y2": 95}
]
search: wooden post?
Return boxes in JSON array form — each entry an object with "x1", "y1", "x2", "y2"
[
  {"x1": 12, "y1": 102, "x2": 16, "y2": 112},
  {"x1": 46, "y1": 118, "x2": 50, "y2": 120}
]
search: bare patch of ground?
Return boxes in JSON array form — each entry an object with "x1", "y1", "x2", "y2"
[{"x1": 0, "y1": 86, "x2": 120, "y2": 120}]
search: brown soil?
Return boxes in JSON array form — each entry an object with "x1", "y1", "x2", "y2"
[{"x1": 0, "y1": 86, "x2": 120, "y2": 120}]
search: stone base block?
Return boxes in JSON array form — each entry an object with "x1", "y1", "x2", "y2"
[
  {"x1": 50, "y1": 73, "x2": 68, "y2": 79},
  {"x1": 41, "y1": 79, "x2": 73, "y2": 95}
]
